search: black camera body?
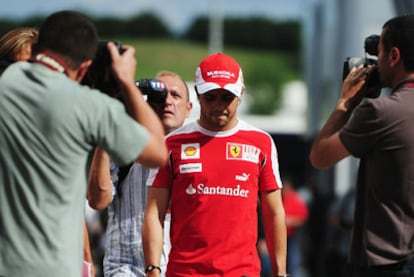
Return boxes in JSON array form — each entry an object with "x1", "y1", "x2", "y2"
[
  {"x1": 82, "y1": 41, "x2": 168, "y2": 103},
  {"x1": 82, "y1": 40, "x2": 125, "y2": 96},
  {"x1": 136, "y1": 78, "x2": 168, "y2": 103},
  {"x1": 342, "y1": 34, "x2": 382, "y2": 98}
]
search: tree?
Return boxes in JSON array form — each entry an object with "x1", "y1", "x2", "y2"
[{"x1": 126, "y1": 13, "x2": 171, "y2": 38}]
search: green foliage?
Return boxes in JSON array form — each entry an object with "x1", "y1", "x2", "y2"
[
  {"x1": 182, "y1": 16, "x2": 209, "y2": 42},
  {"x1": 0, "y1": 11, "x2": 302, "y2": 115},
  {"x1": 126, "y1": 13, "x2": 171, "y2": 38},
  {"x1": 112, "y1": 39, "x2": 301, "y2": 115},
  {"x1": 114, "y1": 38, "x2": 208, "y2": 80},
  {"x1": 90, "y1": 13, "x2": 171, "y2": 38},
  {"x1": 92, "y1": 17, "x2": 128, "y2": 37},
  {"x1": 0, "y1": 16, "x2": 44, "y2": 35},
  {"x1": 0, "y1": 20, "x2": 19, "y2": 35},
  {"x1": 227, "y1": 48, "x2": 300, "y2": 114},
  {"x1": 183, "y1": 16, "x2": 301, "y2": 54}
]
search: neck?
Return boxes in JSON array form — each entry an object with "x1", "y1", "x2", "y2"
[
  {"x1": 392, "y1": 74, "x2": 414, "y2": 92},
  {"x1": 32, "y1": 51, "x2": 69, "y2": 75},
  {"x1": 198, "y1": 118, "x2": 239, "y2": 132}
]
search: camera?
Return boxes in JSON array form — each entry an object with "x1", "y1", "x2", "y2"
[
  {"x1": 342, "y1": 34, "x2": 382, "y2": 98},
  {"x1": 136, "y1": 78, "x2": 168, "y2": 103},
  {"x1": 81, "y1": 41, "x2": 168, "y2": 103},
  {"x1": 81, "y1": 40, "x2": 125, "y2": 96}
]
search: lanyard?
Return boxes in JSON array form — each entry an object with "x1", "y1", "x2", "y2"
[
  {"x1": 392, "y1": 79, "x2": 414, "y2": 92},
  {"x1": 31, "y1": 51, "x2": 68, "y2": 75}
]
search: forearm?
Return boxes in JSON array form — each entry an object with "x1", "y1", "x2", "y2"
[
  {"x1": 310, "y1": 65, "x2": 369, "y2": 168},
  {"x1": 309, "y1": 100, "x2": 352, "y2": 169},
  {"x1": 108, "y1": 42, "x2": 163, "y2": 137},
  {"x1": 119, "y1": 80, "x2": 165, "y2": 138},
  {"x1": 267, "y1": 212, "x2": 287, "y2": 275},
  {"x1": 87, "y1": 147, "x2": 112, "y2": 210},
  {"x1": 142, "y1": 188, "x2": 170, "y2": 275},
  {"x1": 142, "y1": 212, "x2": 164, "y2": 274},
  {"x1": 261, "y1": 191, "x2": 287, "y2": 275},
  {"x1": 119, "y1": 81, "x2": 167, "y2": 167},
  {"x1": 322, "y1": 99, "x2": 352, "y2": 130},
  {"x1": 108, "y1": 43, "x2": 166, "y2": 167}
]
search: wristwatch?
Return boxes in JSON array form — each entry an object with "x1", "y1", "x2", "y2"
[
  {"x1": 145, "y1": 265, "x2": 161, "y2": 274},
  {"x1": 276, "y1": 274, "x2": 290, "y2": 277}
]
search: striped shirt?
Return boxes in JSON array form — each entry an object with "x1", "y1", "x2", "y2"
[{"x1": 103, "y1": 162, "x2": 170, "y2": 276}]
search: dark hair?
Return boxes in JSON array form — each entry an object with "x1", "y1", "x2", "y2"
[
  {"x1": 36, "y1": 10, "x2": 98, "y2": 70},
  {"x1": 382, "y1": 14, "x2": 414, "y2": 72}
]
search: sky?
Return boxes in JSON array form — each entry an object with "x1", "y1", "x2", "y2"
[{"x1": 0, "y1": 0, "x2": 307, "y2": 33}]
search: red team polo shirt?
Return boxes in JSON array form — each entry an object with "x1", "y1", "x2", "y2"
[{"x1": 152, "y1": 120, "x2": 283, "y2": 276}]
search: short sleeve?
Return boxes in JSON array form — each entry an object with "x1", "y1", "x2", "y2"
[
  {"x1": 87, "y1": 92, "x2": 149, "y2": 166},
  {"x1": 339, "y1": 100, "x2": 381, "y2": 157}
]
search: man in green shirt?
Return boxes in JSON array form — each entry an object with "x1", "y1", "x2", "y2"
[{"x1": 0, "y1": 10, "x2": 167, "y2": 277}]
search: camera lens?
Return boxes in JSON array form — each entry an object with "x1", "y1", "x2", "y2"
[{"x1": 364, "y1": 35, "x2": 380, "y2": 56}]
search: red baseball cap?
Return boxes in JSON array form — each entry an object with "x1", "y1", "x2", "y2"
[{"x1": 195, "y1": 52, "x2": 244, "y2": 97}]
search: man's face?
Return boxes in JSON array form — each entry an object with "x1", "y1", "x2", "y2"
[
  {"x1": 149, "y1": 75, "x2": 192, "y2": 134},
  {"x1": 197, "y1": 89, "x2": 240, "y2": 131}
]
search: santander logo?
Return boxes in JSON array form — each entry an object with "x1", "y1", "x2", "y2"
[{"x1": 185, "y1": 183, "x2": 249, "y2": 198}]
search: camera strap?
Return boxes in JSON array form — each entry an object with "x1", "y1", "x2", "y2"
[{"x1": 31, "y1": 51, "x2": 68, "y2": 75}]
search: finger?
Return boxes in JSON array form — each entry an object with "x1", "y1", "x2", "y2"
[{"x1": 107, "y1": 41, "x2": 120, "y2": 59}]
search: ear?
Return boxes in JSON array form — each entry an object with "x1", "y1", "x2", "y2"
[
  {"x1": 185, "y1": 101, "x2": 193, "y2": 118},
  {"x1": 75, "y1": 60, "x2": 92, "y2": 82},
  {"x1": 389, "y1": 47, "x2": 400, "y2": 67}
]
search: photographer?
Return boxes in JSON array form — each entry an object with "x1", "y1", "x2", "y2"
[
  {"x1": 88, "y1": 71, "x2": 192, "y2": 277},
  {"x1": 0, "y1": 10, "x2": 167, "y2": 277},
  {"x1": 310, "y1": 14, "x2": 414, "y2": 276}
]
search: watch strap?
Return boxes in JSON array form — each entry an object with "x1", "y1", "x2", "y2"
[{"x1": 145, "y1": 265, "x2": 161, "y2": 274}]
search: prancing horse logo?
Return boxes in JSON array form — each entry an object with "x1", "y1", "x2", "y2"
[{"x1": 230, "y1": 145, "x2": 241, "y2": 158}]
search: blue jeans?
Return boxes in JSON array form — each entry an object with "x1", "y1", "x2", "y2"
[{"x1": 350, "y1": 256, "x2": 414, "y2": 277}]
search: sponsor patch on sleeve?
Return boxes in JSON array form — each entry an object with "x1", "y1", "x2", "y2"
[{"x1": 226, "y1": 143, "x2": 260, "y2": 163}]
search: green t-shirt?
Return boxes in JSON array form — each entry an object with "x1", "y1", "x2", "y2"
[{"x1": 0, "y1": 62, "x2": 148, "y2": 277}]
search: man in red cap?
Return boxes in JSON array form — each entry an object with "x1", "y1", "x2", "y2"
[{"x1": 143, "y1": 52, "x2": 288, "y2": 277}]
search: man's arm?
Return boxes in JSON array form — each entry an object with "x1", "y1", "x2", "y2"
[
  {"x1": 260, "y1": 189, "x2": 287, "y2": 276},
  {"x1": 87, "y1": 147, "x2": 112, "y2": 210},
  {"x1": 142, "y1": 187, "x2": 170, "y2": 276},
  {"x1": 108, "y1": 42, "x2": 167, "y2": 168},
  {"x1": 83, "y1": 221, "x2": 96, "y2": 277},
  {"x1": 309, "y1": 65, "x2": 372, "y2": 169}
]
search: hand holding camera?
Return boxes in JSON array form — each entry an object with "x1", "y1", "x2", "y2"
[
  {"x1": 82, "y1": 41, "x2": 167, "y2": 104},
  {"x1": 107, "y1": 41, "x2": 136, "y2": 91},
  {"x1": 81, "y1": 40, "x2": 128, "y2": 96},
  {"x1": 342, "y1": 34, "x2": 382, "y2": 98},
  {"x1": 340, "y1": 64, "x2": 376, "y2": 110}
]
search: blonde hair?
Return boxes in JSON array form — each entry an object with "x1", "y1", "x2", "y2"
[
  {"x1": 155, "y1": 70, "x2": 190, "y2": 101},
  {"x1": 0, "y1": 27, "x2": 38, "y2": 61}
]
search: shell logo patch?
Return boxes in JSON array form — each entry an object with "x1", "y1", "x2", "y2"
[
  {"x1": 185, "y1": 146, "x2": 197, "y2": 156},
  {"x1": 226, "y1": 142, "x2": 260, "y2": 163},
  {"x1": 181, "y1": 143, "x2": 200, "y2": 159}
]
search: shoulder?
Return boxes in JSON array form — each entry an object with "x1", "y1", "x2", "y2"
[
  {"x1": 238, "y1": 120, "x2": 274, "y2": 141},
  {"x1": 238, "y1": 119, "x2": 268, "y2": 133},
  {"x1": 166, "y1": 121, "x2": 199, "y2": 140},
  {"x1": 0, "y1": 59, "x2": 14, "y2": 76}
]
